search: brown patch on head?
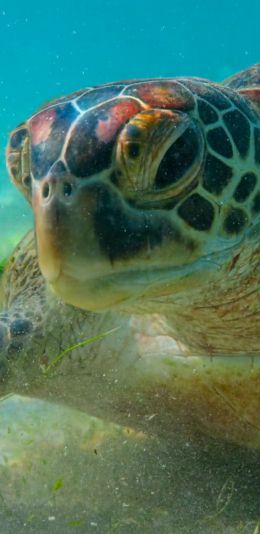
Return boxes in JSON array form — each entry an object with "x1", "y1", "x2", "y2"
[
  {"x1": 65, "y1": 98, "x2": 142, "y2": 178},
  {"x1": 30, "y1": 108, "x2": 56, "y2": 145},
  {"x1": 29, "y1": 102, "x2": 79, "y2": 180},
  {"x1": 124, "y1": 80, "x2": 195, "y2": 110},
  {"x1": 95, "y1": 99, "x2": 142, "y2": 144}
]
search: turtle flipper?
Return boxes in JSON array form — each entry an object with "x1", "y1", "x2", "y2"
[
  {"x1": 223, "y1": 63, "x2": 260, "y2": 89},
  {"x1": 0, "y1": 320, "x2": 10, "y2": 377},
  {"x1": 0, "y1": 315, "x2": 33, "y2": 355},
  {"x1": 0, "y1": 231, "x2": 48, "y2": 378},
  {"x1": 0, "y1": 314, "x2": 35, "y2": 380},
  {"x1": 223, "y1": 63, "x2": 260, "y2": 114}
]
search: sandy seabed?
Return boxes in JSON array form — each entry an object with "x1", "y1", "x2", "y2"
[{"x1": 0, "y1": 395, "x2": 259, "y2": 533}]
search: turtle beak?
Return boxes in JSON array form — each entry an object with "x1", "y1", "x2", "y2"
[
  {"x1": 32, "y1": 178, "x2": 62, "y2": 283},
  {"x1": 31, "y1": 171, "x2": 150, "y2": 311},
  {"x1": 32, "y1": 173, "x2": 105, "y2": 286}
]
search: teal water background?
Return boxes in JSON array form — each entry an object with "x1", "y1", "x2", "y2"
[{"x1": 0, "y1": 0, "x2": 259, "y2": 258}]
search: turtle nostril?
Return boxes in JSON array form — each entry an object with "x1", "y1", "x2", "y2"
[
  {"x1": 63, "y1": 182, "x2": 73, "y2": 197},
  {"x1": 41, "y1": 179, "x2": 74, "y2": 201},
  {"x1": 42, "y1": 182, "x2": 50, "y2": 199}
]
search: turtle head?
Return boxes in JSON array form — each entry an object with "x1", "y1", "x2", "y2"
[{"x1": 7, "y1": 82, "x2": 260, "y2": 312}]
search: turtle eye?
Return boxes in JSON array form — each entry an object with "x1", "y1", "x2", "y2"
[
  {"x1": 7, "y1": 125, "x2": 32, "y2": 203},
  {"x1": 154, "y1": 126, "x2": 202, "y2": 190},
  {"x1": 115, "y1": 109, "x2": 204, "y2": 205}
]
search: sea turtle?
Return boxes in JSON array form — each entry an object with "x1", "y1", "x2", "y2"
[{"x1": 1, "y1": 63, "x2": 260, "y2": 449}]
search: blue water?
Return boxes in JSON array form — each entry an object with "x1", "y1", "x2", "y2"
[
  {"x1": 0, "y1": 0, "x2": 259, "y2": 257},
  {"x1": 0, "y1": 2, "x2": 259, "y2": 531}
]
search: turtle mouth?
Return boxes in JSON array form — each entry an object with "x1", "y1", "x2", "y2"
[{"x1": 48, "y1": 253, "x2": 223, "y2": 312}]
